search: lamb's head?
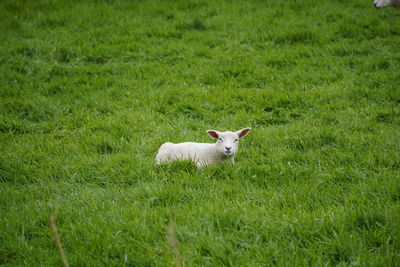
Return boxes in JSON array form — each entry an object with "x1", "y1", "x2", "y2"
[
  {"x1": 374, "y1": 0, "x2": 392, "y2": 8},
  {"x1": 206, "y1": 128, "x2": 251, "y2": 157}
]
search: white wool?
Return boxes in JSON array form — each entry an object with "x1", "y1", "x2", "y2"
[
  {"x1": 155, "y1": 128, "x2": 251, "y2": 167},
  {"x1": 374, "y1": 0, "x2": 400, "y2": 8}
]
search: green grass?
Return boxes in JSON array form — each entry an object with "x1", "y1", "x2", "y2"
[{"x1": 1, "y1": 0, "x2": 400, "y2": 265}]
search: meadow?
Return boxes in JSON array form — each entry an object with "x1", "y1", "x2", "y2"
[{"x1": 1, "y1": 0, "x2": 400, "y2": 265}]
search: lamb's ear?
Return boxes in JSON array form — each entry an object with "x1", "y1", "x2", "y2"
[
  {"x1": 206, "y1": 130, "x2": 219, "y2": 139},
  {"x1": 237, "y1": 128, "x2": 251, "y2": 139}
]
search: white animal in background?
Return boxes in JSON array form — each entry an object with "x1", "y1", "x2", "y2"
[
  {"x1": 374, "y1": 0, "x2": 400, "y2": 8},
  {"x1": 156, "y1": 128, "x2": 251, "y2": 167}
]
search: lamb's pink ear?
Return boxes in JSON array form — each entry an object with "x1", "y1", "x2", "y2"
[
  {"x1": 237, "y1": 128, "x2": 251, "y2": 138},
  {"x1": 206, "y1": 130, "x2": 219, "y2": 139}
]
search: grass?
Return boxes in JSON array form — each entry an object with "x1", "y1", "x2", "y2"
[{"x1": 1, "y1": 0, "x2": 400, "y2": 265}]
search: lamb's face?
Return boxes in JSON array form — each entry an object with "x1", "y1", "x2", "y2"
[
  {"x1": 215, "y1": 131, "x2": 240, "y2": 157},
  {"x1": 206, "y1": 128, "x2": 251, "y2": 157},
  {"x1": 374, "y1": 0, "x2": 391, "y2": 8}
]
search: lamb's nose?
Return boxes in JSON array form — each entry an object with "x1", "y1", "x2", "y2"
[
  {"x1": 225, "y1": 146, "x2": 231, "y2": 151},
  {"x1": 374, "y1": 3, "x2": 378, "y2": 8}
]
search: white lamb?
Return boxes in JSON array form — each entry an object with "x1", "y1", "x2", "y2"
[
  {"x1": 374, "y1": 0, "x2": 400, "y2": 8},
  {"x1": 156, "y1": 128, "x2": 251, "y2": 167}
]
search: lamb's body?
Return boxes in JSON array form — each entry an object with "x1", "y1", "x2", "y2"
[
  {"x1": 155, "y1": 128, "x2": 251, "y2": 167},
  {"x1": 156, "y1": 142, "x2": 234, "y2": 167},
  {"x1": 374, "y1": 0, "x2": 400, "y2": 8}
]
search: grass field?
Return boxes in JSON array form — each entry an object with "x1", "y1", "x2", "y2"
[{"x1": 1, "y1": 0, "x2": 400, "y2": 265}]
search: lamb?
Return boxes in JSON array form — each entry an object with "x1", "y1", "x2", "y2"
[
  {"x1": 374, "y1": 0, "x2": 400, "y2": 8},
  {"x1": 155, "y1": 128, "x2": 251, "y2": 167}
]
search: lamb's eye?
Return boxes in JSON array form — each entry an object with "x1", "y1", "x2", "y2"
[
  {"x1": 218, "y1": 138, "x2": 223, "y2": 141},
  {"x1": 234, "y1": 139, "x2": 238, "y2": 143}
]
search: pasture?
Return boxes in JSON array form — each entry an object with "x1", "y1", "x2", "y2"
[{"x1": 1, "y1": 0, "x2": 399, "y2": 265}]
